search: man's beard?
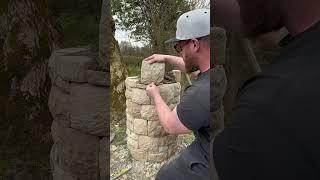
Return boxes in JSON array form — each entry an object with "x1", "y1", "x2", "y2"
[
  {"x1": 237, "y1": 0, "x2": 285, "y2": 37},
  {"x1": 184, "y1": 52, "x2": 199, "y2": 73}
]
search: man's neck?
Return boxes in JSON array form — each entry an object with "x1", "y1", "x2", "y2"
[{"x1": 283, "y1": 0, "x2": 320, "y2": 35}]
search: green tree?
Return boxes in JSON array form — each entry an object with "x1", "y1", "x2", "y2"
[{"x1": 111, "y1": 0, "x2": 195, "y2": 53}]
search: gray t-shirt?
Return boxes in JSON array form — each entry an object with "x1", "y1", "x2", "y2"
[{"x1": 177, "y1": 70, "x2": 210, "y2": 157}]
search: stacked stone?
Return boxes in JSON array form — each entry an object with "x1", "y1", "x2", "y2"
[
  {"x1": 48, "y1": 48, "x2": 109, "y2": 180},
  {"x1": 125, "y1": 61, "x2": 181, "y2": 162}
]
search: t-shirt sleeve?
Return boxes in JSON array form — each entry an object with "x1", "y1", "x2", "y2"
[{"x1": 176, "y1": 85, "x2": 210, "y2": 131}]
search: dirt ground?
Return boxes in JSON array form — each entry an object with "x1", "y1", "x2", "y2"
[{"x1": 110, "y1": 124, "x2": 194, "y2": 180}]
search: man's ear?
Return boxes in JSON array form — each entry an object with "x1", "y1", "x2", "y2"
[{"x1": 191, "y1": 38, "x2": 201, "y2": 52}]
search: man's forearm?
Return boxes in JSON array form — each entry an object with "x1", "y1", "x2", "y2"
[
  {"x1": 164, "y1": 55, "x2": 186, "y2": 72},
  {"x1": 153, "y1": 94, "x2": 176, "y2": 134}
]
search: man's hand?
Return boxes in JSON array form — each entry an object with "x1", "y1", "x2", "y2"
[
  {"x1": 146, "y1": 82, "x2": 160, "y2": 99},
  {"x1": 143, "y1": 54, "x2": 167, "y2": 64}
]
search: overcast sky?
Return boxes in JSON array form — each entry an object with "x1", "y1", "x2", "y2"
[{"x1": 114, "y1": 0, "x2": 210, "y2": 47}]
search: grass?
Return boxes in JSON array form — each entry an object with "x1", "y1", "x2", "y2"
[{"x1": 122, "y1": 55, "x2": 143, "y2": 76}]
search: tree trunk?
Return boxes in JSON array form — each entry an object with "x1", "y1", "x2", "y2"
[{"x1": 0, "y1": 0, "x2": 61, "y2": 177}]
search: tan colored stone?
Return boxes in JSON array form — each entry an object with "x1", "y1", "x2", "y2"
[
  {"x1": 141, "y1": 105, "x2": 158, "y2": 121},
  {"x1": 159, "y1": 146, "x2": 169, "y2": 153},
  {"x1": 140, "y1": 61, "x2": 165, "y2": 85},
  {"x1": 130, "y1": 148, "x2": 148, "y2": 161},
  {"x1": 125, "y1": 89, "x2": 132, "y2": 100},
  {"x1": 148, "y1": 120, "x2": 167, "y2": 137},
  {"x1": 127, "y1": 136, "x2": 139, "y2": 149},
  {"x1": 69, "y1": 83, "x2": 108, "y2": 136},
  {"x1": 168, "y1": 146, "x2": 177, "y2": 158},
  {"x1": 131, "y1": 88, "x2": 151, "y2": 105},
  {"x1": 148, "y1": 152, "x2": 168, "y2": 162},
  {"x1": 171, "y1": 95, "x2": 180, "y2": 104},
  {"x1": 126, "y1": 100, "x2": 142, "y2": 118},
  {"x1": 156, "y1": 83, "x2": 181, "y2": 104},
  {"x1": 126, "y1": 118, "x2": 134, "y2": 132},
  {"x1": 134, "y1": 119, "x2": 148, "y2": 135},
  {"x1": 125, "y1": 76, "x2": 139, "y2": 89},
  {"x1": 138, "y1": 135, "x2": 151, "y2": 149}
]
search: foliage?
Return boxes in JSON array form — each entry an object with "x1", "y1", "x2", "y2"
[
  {"x1": 111, "y1": 0, "x2": 195, "y2": 53},
  {"x1": 47, "y1": 0, "x2": 101, "y2": 48}
]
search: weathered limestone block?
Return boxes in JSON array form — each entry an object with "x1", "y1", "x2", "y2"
[
  {"x1": 126, "y1": 100, "x2": 141, "y2": 118},
  {"x1": 128, "y1": 148, "x2": 148, "y2": 161},
  {"x1": 125, "y1": 76, "x2": 139, "y2": 89},
  {"x1": 86, "y1": 70, "x2": 109, "y2": 87},
  {"x1": 55, "y1": 56, "x2": 95, "y2": 82},
  {"x1": 148, "y1": 120, "x2": 167, "y2": 137},
  {"x1": 54, "y1": 76, "x2": 71, "y2": 94},
  {"x1": 49, "y1": 86, "x2": 71, "y2": 127},
  {"x1": 131, "y1": 88, "x2": 151, "y2": 105},
  {"x1": 133, "y1": 119, "x2": 148, "y2": 135},
  {"x1": 140, "y1": 105, "x2": 158, "y2": 121},
  {"x1": 171, "y1": 70, "x2": 181, "y2": 82},
  {"x1": 158, "y1": 83, "x2": 181, "y2": 104},
  {"x1": 70, "y1": 83, "x2": 108, "y2": 136},
  {"x1": 50, "y1": 121, "x2": 100, "y2": 178},
  {"x1": 99, "y1": 137, "x2": 109, "y2": 180},
  {"x1": 148, "y1": 153, "x2": 168, "y2": 162},
  {"x1": 140, "y1": 61, "x2": 165, "y2": 85},
  {"x1": 125, "y1": 89, "x2": 132, "y2": 100},
  {"x1": 126, "y1": 114, "x2": 134, "y2": 132}
]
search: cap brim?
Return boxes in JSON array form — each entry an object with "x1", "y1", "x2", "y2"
[{"x1": 165, "y1": 37, "x2": 180, "y2": 44}]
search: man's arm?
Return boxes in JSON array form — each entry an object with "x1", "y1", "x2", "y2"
[
  {"x1": 144, "y1": 54, "x2": 186, "y2": 72},
  {"x1": 146, "y1": 82, "x2": 191, "y2": 134}
]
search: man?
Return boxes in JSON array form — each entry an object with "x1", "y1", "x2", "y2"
[
  {"x1": 144, "y1": 9, "x2": 211, "y2": 179},
  {"x1": 212, "y1": 0, "x2": 320, "y2": 179}
]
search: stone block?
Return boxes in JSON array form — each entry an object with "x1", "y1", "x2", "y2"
[
  {"x1": 125, "y1": 89, "x2": 132, "y2": 100},
  {"x1": 54, "y1": 76, "x2": 71, "y2": 94},
  {"x1": 70, "y1": 83, "x2": 108, "y2": 136},
  {"x1": 127, "y1": 136, "x2": 138, "y2": 149},
  {"x1": 140, "y1": 61, "x2": 165, "y2": 85},
  {"x1": 148, "y1": 153, "x2": 168, "y2": 162},
  {"x1": 50, "y1": 121, "x2": 100, "y2": 177},
  {"x1": 48, "y1": 86, "x2": 71, "y2": 127},
  {"x1": 55, "y1": 55, "x2": 95, "y2": 82},
  {"x1": 86, "y1": 70, "x2": 109, "y2": 87},
  {"x1": 141, "y1": 105, "x2": 158, "y2": 121},
  {"x1": 126, "y1": 117, "x2": 134, "y2": 132},
  {"x1": 125, "y1": 76, "x2": 139, "y2": 89},
  {"x1": 126, "y1": 100, "x2": 141, "y2": 118},
  {"x1": 131, "y1": 88, "x2": 151, "y2": 105},
  {"x1": 129, "y1": 148, "x2": 148, "y2": 161},
  {"x1": 148, "y1": 120, "x2": 167, "y2": 137},
  {"x1": 99, "y1": 137, "x2": 109, "y2": 180},
  {"x1": 138, "y1": 135, "x2": 151, "y2": 150},
  {"x1": 159, "y1": 146, "x2": 169, "y2": 153},
  {"x1": 133, "y1": 119, "x2": 148, "y2": 135},
  {"x1": 158, "y1": 83, "x2": 181, "y2": 104},
  {"x1": 168, "y1": 146, "x2": 177, "y2": 158}
]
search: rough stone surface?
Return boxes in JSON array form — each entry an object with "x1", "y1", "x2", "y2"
[
  {"x1": 126, "y1": 100, "x2": 141, "y2": 118},
  {"x1": 87, "y1": 70, "x2": 109, "y2": 87},
  {"x1": 125, "y1": 62, "x2": 181, "y2": 162},
  {"x1": 148, "y1": 120, "x2": 167, "y2": 137},
  {"x1": 131, "y1": 88, "x2": 151, "y2": 105},
  {"x1": 55, "y1": 55, "x2": 95, "y2": 82},
  {"x1": 134, "y1": 119, "x2": 148, "y2": 135},
  {"x1": 140, "y1": 61, "x2": 165, "y2": 85},
  {"x1": 54, "y1": 76, "x2": 71, "y2": 94},
  {"x1": 141, "y1": 105, "x2": 158, "y2": 121},
  {"x1": 70, "y1": 83, "x2": 108, "y2": 136},
  {"x1": 49, "y1": 86, "x2": 71, "y2": 128},
  {"x1": 50, "y1": 121, "x2": 100, "y2": 178}
]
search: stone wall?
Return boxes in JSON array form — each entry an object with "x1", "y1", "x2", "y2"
[
  {"x1": 48, "y1": 48, "x2": 109, "y2": 179},
  {"x1": 125, "y1": 61, "x2": 181, "y2": 162}
]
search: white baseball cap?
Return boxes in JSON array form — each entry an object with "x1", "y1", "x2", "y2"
[{"x1": 165, "y1": 9, "x2": 210, "y2": 43}]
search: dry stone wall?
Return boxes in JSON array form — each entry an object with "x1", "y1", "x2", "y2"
[
  {"x1": 48, "y1": 48, "x2": 109, "y2": 180},
  {"x1": 125, "y1": 62, "x2": 181, "y2": 162}
]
